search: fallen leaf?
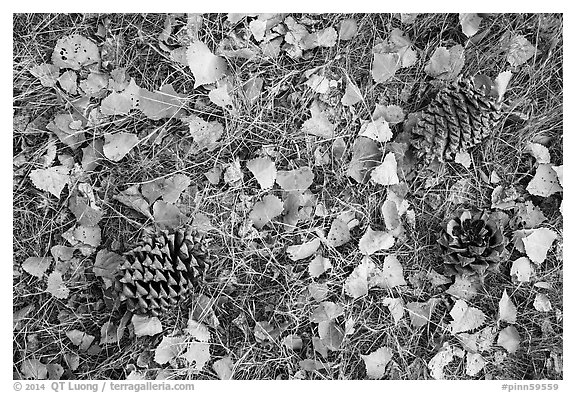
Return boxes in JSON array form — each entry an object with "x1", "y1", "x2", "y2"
[
  {"x1": 301, "y1": 100, "x2": 335, "y2": 138},
  {"x1": 382, "y1": 297, "x2": 405, "y2": 325},
  {"x1": 339, "y1": 19, "x2": 358, "y2": 40},
  {"x1": 47, "y1": 113, "x2": 86, "y2": 149},
  {"x1": 455, "y1": 151, "x2": 472, "y2": 168},
  {"x1": 205, "y1": 165, "x2": 223, "y2": 185},
  {"x1": 29, "y1": 166, "x2": 70, "y2": 198},
  {"x1": 46, "y1": 363, "x2": 64, "y2": 380},
  {"x1": 224, "y1": 158, "x2": 243, "y2": 185},
  {"x1": 79, "y1": 71, "x2": 108, "y2": 97},
  {"x1": 184, "y1": 341, "x2": 210, "y2": 371},
  {"x1": 428, "y1": 344, "x2": 464, "y2": 380},
  {"x1": 132, "y1": 315, "x2": 163, "y2": 337},
  {"x1": 21, "y1": 358, "x2": 48, "y2": 380},
  {"x1": 552, "y1": 165, "x2": 563, "y2": 187},
  {"x1": 459, "y1": 13, "x2": 483, "y2": 37},
  {"x1": 100, "y1": 79, "x2": 140, "y2": 116},
  {"x1": 526, "y1": 143, "x2": 551, "y2": 164},
  {"x1": 154, "y1": 336, "x2": 185, "y2": 365},
  {"x1": 305, "y1": 74, "x2": 331, "y2": 94},
  {"x1": 249, "y1": 19, "x2": 267, "y2": 41},
  {"x1": 208, "y1": 79, "x2": 234, "y2": 108},
  {"x1": 465, "y1": 352, "x2": 486, "y2": 376},
  {"x1": 287, "y1": 238, "x2": 321, "y2": 261},
  {"x1": 22, "y1": 257, "x2": 52, "y2": 278},
  {"x1": 327, "y1": 218, "x2": 351, "y2": 247},
  {"x1": 299, "y1": 359, "x2": 330, "y2": 371},
  {"x1": 52, "y1": 34, "x2": 100, "y2": 70},
  {"x1": 457, "y1": 325, "x2": 497, "y2": 353},
  {"x1": 361, "y1": 347, "x2": 393, "y2": 379},
  {"x1": 424, "y1": 45, "x2": 465, "y2": 80},
  {"x1": 308, "y1": 255, "x2": 332, "y2": 277},
  {"x1": 246, "y1": 157, "x2": 277, "y2": 190},
  {"x1": 66, "y1": 329, "x2": 95, "y2": 351},
  {"x1": 358, "y1": 227, "x2": 395, "y2": 255},
  {"x1": 449, "y1": 299, "x2": 487, "y2": 334},
  {"x1": 187, "y1": 41, "x2": 229, "y2": 88},
  {"x1": 302, "y1": 27, "x2": 337, "y2": 49},
  {"x1": 46, "y1": 271, "x2": 69, "y2": 299},
  {"x1": 308, "y1": 282, "x2": 329, "y2": 301},
  {"x1": 249, "y1": 195, "x2": 284, "y2": 229},
  {"x1": 282, "y1": 334, "x2": 303, "y2": 350},
  {"x1": 527, "y1": 164, "x2": 562, "y2": 197},
  {"x1": 494, "y1": 71, "x2": 513, "y2": 102},
  {"x1": 400, "y1": 13, "x2": 418, "y2": 24},
  {"x1": 138, "y1": 84, "x2": 186, "y2": 120},
  {"x1": 513, "y1": 201, "x2": 546, "y2": 229},
  {"x1": 191, "y1": 294, "x2": 220, "y2": 328},
  {"x1": 318, "y1": 320, "x2": 343, "y2": 351},
  {"x1": 213, "y1": 356, "x2": 234, "y2": 380},
  {"x1": 185, "y1": 114, "x2": 225, "y2": 152},
  {"x1": 347, "y1": 137, "x2": 382, "y2": 183},
  {"x1": 381, "y1": 200, "x2": 400, "y2": 230},
  {"x1": 372, "y1": 52, "x2": 400, "y2": 83},
  {"x1": 30, "y1": 63, "x2": 60, "y2": 87},
  {"x1": 359, "y1": 118, "x2": 393, "y2": 143},
  {"x1": 371, "y1": 152, "x2": 399, "y2": 186},
  {"x1": 498, "y1": 289, "x2": 517, "y2": 324},
  {"x1": 100, "y1": 321, "x2": 119, "y2": 345},
  {"x1": 344, "y1": 257, "x2": 370, "y2": 298},
  {"x1": 161, "y1": 174, "x2": 191, "y2": 204},
  {"x1": 507, "y1": 35, "x2": 536, "y2": 66},
  {"x1": 103, "y1": 132, "x2": 139, "y2": 162},
  {"x1": 310, "y1": 302, "x2": 344, "y2": 323},
  {"x1": 522, "y1": 227, "x2": 557, "y2": 264},
  {"x1": 94, "y1": 249, "x2": 123, "y2": 289},
  {"x1": 533, "y1": 293, "x2": 552, "y2": 312},
  {"x1": 510, "y1": 257, "x2": 534, "y2": 283},
  {"x1": 81, "y1": 139, "x2": 105, "y2": 172},
  {"x1": 497, "y1": 326, "x2": 521, "y2": 354},
  {"x1": 341, "y1": 79, "x2": 363, "y2": 106},
  {"x1": 373, "y1": 104, "x2": 405, "y2": 124},
  {"x1": 406, "y1": 299, "x2": 439, "y2": 328},
  {"x1": 153, "y1": 200, "x2": 187, "y2": 229},
  {"x1": 113, "y1": 185, "x2": 153, "y2": 219},
  {"x1": 243, "y1": 77, "x2": 263, "y2": 105},
  {"x1": 374, "y1": 255, "x2": 406, "y2": 289},
  {"x1": 446, "y1": 274, "x2": 481, "y2": 300},
  {"x1": 64, "y1": 353, "x2": 79, "y2": 371}
]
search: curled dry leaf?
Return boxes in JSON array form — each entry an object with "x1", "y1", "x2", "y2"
[
  {"x1": 287, "y1": 238, "x2": 321, "y2": 261},
  {"x1": 498, "y1": 289, "x2": 517, "y2": 324},
  {"x1": 506, "y1": 35, "x2": 536, "y2": 67}
]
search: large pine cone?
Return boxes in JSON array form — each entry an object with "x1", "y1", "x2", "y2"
[
  {"x1": 113, "y1": 226, "x2": 209, "y2": 317},
  {"x1": 438, "y1": 209, "x2": 505, "y2": 279},
  {"x1": 411, "y1": 77, "x2": 501, "y2": 163}
]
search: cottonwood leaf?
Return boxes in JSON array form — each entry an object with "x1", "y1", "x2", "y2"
[
  {"x1": 100, "y1": 79, "x2": 140, "y2": 115},
  {"x1": 276, "y1": 167, "x2": 314, "y2": 192},
  {"x1": 154, "y1": 336, "x2": 185, "y2": 365},
  {"x1": 382, "y1": 297, "x2": 405, "y2": 325},
  {"x1": 552, "y1": 165, "x2": 563, "y2": 187},
  {"x1": 81, "y1": 139, "x2": 105, "y2": 172},
  {"x1": 103, "y1": 132, "x2": 139, "y2": 162},
  {"x1": 22, "y1": 257, "x2": 52, "y2": 278},
  {"x1": 455, "y1": 151, "x2": 472, "y2": 168},
  {"x1": 52, "y1": 34, "x2": 100, "y2": 70},
  {"x1": 191, "y1": 294, "x2": 220, "y2": 328},
  {"x1": 371, "y1": 152, "x2": 399, "y2": 186},
  {"x1": 373, "y1": 255, "x2": 406, "y2": 289},
  {"x1": 282, "y1": 334, "x2": 303, "y2": 350},
  {"x1": 64, "y1": 353, "x2": 79, "y2": 371},
  {"x1": 187, "y1": 320, "x2": 211, "y2": 342},
  {"x1": 46, "y1": 271, "x2": 69, "y2": 299},
  {"x1": 205, "y1": 165, "x2": 222, "y2": 185},
  {"x1": 400, "y1": 13, "x2": 418, "y2": 24},
  {"x1": 308, "y1": 255, "x2": 332, "y2": 277},
  {"x1": 301, "y1": 100, "x2": 335, "y2": 138},
  {"x1": 341, "y1": 79, "x2": 363, "y2": 106},
  {"x1": 51, "y1": 245, "x2": 74, "y2": 262},
  {"x1": 30, "y1": 63, "x2": 60, "y2": 87},
  {"x1": 187, "y1": 41, "x2": 229, "y2": 88},
  {"x1": 213, "y1": 356, "x2": 234, "y2": 380},
  {"x1": 29, "y1": 166, "x2": 70, "y2": 198},
  {"x1": 459, "y1": 13, "x2": 483, "y2": 37},
  {"x1": 497, "y1": 326, "x2": 521, "y2": 354},
  {"x1": 208, "y1": 80, "x2": 234, "y2": 108},
  {"x1": 224, "y1": 158, "x2": 243, "y2": 185},
  {"x1": 533, "y1": 293, "x2": 552, "y2": 312},
  {"x1": 153, "y1": 200, "x2": 186, "y2": 229},
  {"x1": 305, "y1": 74, "x2": 331, "y2": 94},
  {"x1": 507, "y1": 35, "x2": 536, "y2": 66},
  {"x1": 46, "y1": 363, "x2": 64, "y2": 380},
  {"x1": 457, "y1": 326, "x2": 497, "y2": 353},
  {"x1": 161, "y1": 174, "x2": 191, "y2": 204},
  {"x1": 310, "y1": 302, "x2": 344, "y2": 323},
  {"x1": 406, "y1": 299, "x2": 439, "y2": 328},
  {"x1": 358, "y1": 227, "x2": 395, "y2": 255},
  {"x1": 428, "y1": 344, "x2": 464, "y2": 380},
  {"x1": 449, "y1": 299, "x2": 486, "y2": 334},
  {"x1": 249, "y1": 19, "x2": 267, "y2": 41},
  {"x1": 327, "y1": 218, "x2": 351, "y2": 247},
  {"x1": 73, "y1": 225, "x2": 102, "y2": 247},
  {"x1": 339, "y1": 19, "x2": 358, "y2": 40},
  {"x1": 186, "y1": 114, "x2": 224, "y2": 153},
  {"x1": 308, "y1": 282, "x2": 329, "y2": 301},
  {"x1": 47, "y1": 113, "x2": 85, "y2": 149},
  {"x1": 66, "y1": 329, "x2": 95, "y2": 351},
  {"x1": 372, "y1": 53, "x2": 400, "y2": 83},
  {"x1": 465, "y1": 352, "x2": 486, "y2": 377},
  {"x1": 522, "y1": 227, "x2": 557, "y2": 264},
  {"x1": 526, "y1": 143, "x2": 550, "y2": 164},
  {"x1": 94, "y1": 249, "x2": 123, "y2": 288},
  {"x1": 99, "y1": 321, "x2": 120, "y2": 345},
  {"x1": 498, "y1": 290, "x2": 517, "y2": 324},
  {"x1": 132, "y1": 315, "x2": 163, "y2": 337},
  {"x1": 510, "y1": 257, "x2": 534, "y2": 283},
  {"x1": 299, "y1": 359, "x2": 330, "y2": 371},
  {"x1": 318, "y1": 321, "x2": 343, "y2": 351},
  {"x1": 361, "y1": 347, "x2": 393, "y2": 379},
  {"x1": 527, "y1": 163, "x2": 562, "y2": 197},
  {"x1": 381, "y1": 200, "x2": 400, "y2": 230},
  {"x1": 425, "y1": 45, "x2": 465, "y2": 80},
  {"x1": 312, "y1": 336, "x2": 329, "y2": 358},
  {"x1": 113, "y1": 185, "x2": 153, "y2": 219},
  {"x1": 344, "y1": 257, "x2": 370, "y2": 298},
  {"x1": 494, "y1": 71, "x2": 513, "y2": 101},
  {"x1": 249, "y1": 195, "x2": 284, "y2": 229},
  {"x1": 184, "y1": 341, "x2": 210, "y2": 372},
  {"x1": 287, "y1": 238, "x2": 321, "y2": 261},
  {"x1": 446, "y1": 274, "x2": 481, "y2": 300},
  {"x1": 302, "y1": 27, "x2": 337, "y2": 49},
  {"x1": 373, "y1": 104, "x2": 405, "y2": 124},
  {"x1": 513, "y1": 201, "x2": 546, "y2": 229},
  {"x1": 246, "y1": 157, "x2": 277, "y2": 190},
  {"x1": 243, "y1": 77, "x2": 263, "y2": 105},
  {"x1": 359, "y1": 118, "x2": 393, "y2": 143},
  {"x1": 347, "y1": 137, "x2": 382, "y2": 183},
  {"x1": 139, "y1": 84, "x2": 186, "y2": 120},
  {"x1": 21, "y1": 358, "x2": 48, "y2": 380},
  {"x1": 79, "y1": 71, "x2": 108, "y2": 97}
]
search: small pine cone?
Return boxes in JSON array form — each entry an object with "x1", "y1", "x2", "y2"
[
  {"x1": 411, "y1": 77, "x2": 501, "y2": 163},
  {"x1": 438, "y1": 208, "x2": 505, "y2": 279},
  {"x1": 113, "y1": 226, "x2": 209, "y2": 317}
]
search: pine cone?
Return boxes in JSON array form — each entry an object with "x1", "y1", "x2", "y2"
[
  {"x1": 411, "y1": 77, "x2": 501, "y2": 163},
  {"x1": 438, "y1": 208, "x2": 505, "y2": 279},
  {"x1": 113, "y1": 226, "x2": 209, "y2": 317}
]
